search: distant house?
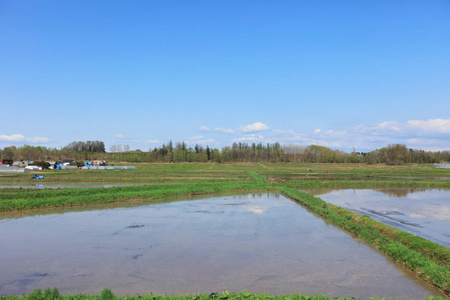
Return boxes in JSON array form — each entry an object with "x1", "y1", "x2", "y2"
[{"x1": 59, "y1": 159, "x2": 74, "y2": 166}]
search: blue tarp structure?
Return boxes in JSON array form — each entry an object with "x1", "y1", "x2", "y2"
[{"x1": 32, "y1": 174, "x2": 44, "y2": 179}]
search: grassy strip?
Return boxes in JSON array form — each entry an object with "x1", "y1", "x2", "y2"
[
  {"x1": 0, "y1": 171, "x2": 266, "y2": 211},
  {"x1": 0, "y1": 178, "x2": 242, "y2": 183},
  {"x1": 0, "y1": 181, "x2": 248, "y2": 201},
  {"x1": 2, "y1": 288, "x2": 446, "y2": 300},
  {"x1": 0, "y1": 181, "x2": 266, "y2": 212},
  {"x1": 277, "y1": 187, "x2": 450, "y2": 296},
  {"x1": 246, "y1": 171, "x2": 269, "y2": 186}
]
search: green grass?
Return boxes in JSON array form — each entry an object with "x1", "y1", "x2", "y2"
[
  {"x1": 0, "y1": 181, "x2": 269, "y2": 211},
  {"x1": 1, "y1": 163, "x2": 449, "y2": 297},
  {"x1": 2, "y1": 288, "x2": 446, "y2": 300}
]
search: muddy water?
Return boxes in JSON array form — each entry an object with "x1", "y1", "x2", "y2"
[
  {"x1": 0, "y1": 193, "x2": 444, "y2": 298},
  {"x1": 303, "y1": 189, "x2": 450, "y2": 248}
]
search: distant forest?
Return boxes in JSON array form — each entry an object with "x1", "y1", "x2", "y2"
[{"x1": 1, "y1": 141, "x2": 449, "y2": 165}]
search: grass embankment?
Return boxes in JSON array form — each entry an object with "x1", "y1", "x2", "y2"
[
  {"x1": 0, "y1": 181, "x2": 267, "y2": 211},
  {"x1": 2, "y1": 289, "x2": 447, "y2": 300},
  {"x1": 1, "y1": 163, "x2": 449, "y2": 296}
]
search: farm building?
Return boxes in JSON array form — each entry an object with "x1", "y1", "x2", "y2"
[{"x1": 1, "y1": 159, "x2": 14, "y2": 165}]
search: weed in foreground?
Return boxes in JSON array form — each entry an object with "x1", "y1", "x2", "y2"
[{"x1": 2, "y1": 289, "x2": 439, "y2": 300}]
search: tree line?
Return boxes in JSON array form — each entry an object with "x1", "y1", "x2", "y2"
[
  {"x1": 1, "y1": 141, "x2": 449, "y2": 164},
  {"x1": 63, "y1": 140, "x2": 105, "y2": 153},
  {"x1": 0, "y1": 141, "x2": 106, "y2": 162}
]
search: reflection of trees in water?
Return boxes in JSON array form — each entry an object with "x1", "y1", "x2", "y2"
[
  {"x1": 303, "y1": 188, "x2": 429, "y2": 198},
  {"x1": 302, "y1": 189, "x2": 337, "y2": 196},
  {"x1": 374, "y1": 188, "x2": 426, "y2": 198},
  {"x1": 237, "y1": 193, "x2": 279, "y2": 200}
]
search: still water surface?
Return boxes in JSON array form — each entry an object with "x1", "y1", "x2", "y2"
[
  {"x1": 0, "y1": 193, "x2": 444, "y2": 298},
  {"x1": 303, "y1": 189, "x2": 450, "y2": 248}
]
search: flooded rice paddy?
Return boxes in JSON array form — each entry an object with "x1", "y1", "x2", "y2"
[
  {"x1": 303, "y1": 189, "x2": 450, "y2": 248},
  {"x1": 0, "y1": 193, "x2": 445, "y2": 298},
  {"x1": 0, "y1": 183, "x2": 139, "y2": 189}
]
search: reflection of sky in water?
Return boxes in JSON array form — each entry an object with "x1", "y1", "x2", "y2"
[
  {"x1": 306, "y1": 189, "x2": 450, "y2": 248},
  {"x1": 0, "y1": 193, "x2": 443, "y2": 298},
  {"x1": 193, "y1": 194, "x2": 286, "y2": 215}
]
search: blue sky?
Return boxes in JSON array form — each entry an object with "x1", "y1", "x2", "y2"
[{"x1": 1, "y1": 0, "x2": 449, "y2": 152}]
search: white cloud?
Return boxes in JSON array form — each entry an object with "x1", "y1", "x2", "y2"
[
  {"x1": 268, "y1": 119, "x2": 450, "y2": 152},
  {"x1": 147, "y1": 139, "x2": 160, "y2": 143},
  {"x1": 215, "y1": 127, "x2": 235, "y2": 134},
  {"x1": 185, "y1": 136, "x2": 215, "y2": 145},
  {"x1": 232, "y1": 134, "x2": 264, "y2": 142},
  {"x1": 243, "y1": 205, "x2": 269, "y2": 215},
  {"x1": 190, "y1": 135, "x2": 204, "y2": 141},
  {"x1": 0, "y1": 134, "x2": 49, "y2": 143},
  {"x1": 407, "y1": 119, "x2": 450, "y2": 135},
  {"x1": 199, "y1": 126, "x2": 210, "y2": 132},
  {"x1": 270, "y1": 130, "x2": 307, "y2": 142},
  {"x1": 314, "y1": 129, "x2": 321, "y2": 133},
  {"x1": 356, "y1": 119, "x2": 450, "y2": 138},
  {"x1": 238, "y1": 122, "x2": 270, "y2": 133},
  {"x1": 116, "y1": 134, "x2": 125, "y2": 138},
  {"x1": 31, "y1": 137, "x2": 49, "y2": 143},
  {"x1": 0, "y1": 134, "x2": 27, "y2": 142}
]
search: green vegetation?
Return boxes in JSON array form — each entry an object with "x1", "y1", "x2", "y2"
[
  {"x1": 0, "y1": 181, "x2": 267, "y2": 211},
  {"x1": 1, "y1": 163, "x2": 448, "y2": 212},
  {"x1": 1, "y1": 289, "x2": 447, "y2": 300},
  {"x1": 0, "y1": 163, "x2": 449, "y2": 296},
  {"x1": 1, "y1": 142, "x2": 449, "y2": 164}
]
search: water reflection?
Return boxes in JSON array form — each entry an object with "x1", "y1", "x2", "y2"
[
  {"x1": 0, "y1": 192, "x2": 268, "y2": 221},
  {"x1": 0, "y1": 193, "x2": 444, "y2": 298},
  {"x1": 373, "y1": 188, "x2": 426, "y2": 198},
  {"x1": 303, "y1": 189, "x2": 450, "y2": 247},
  {"x1": 310, "y1": 188, "x2": 438, "y2": 198}
]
